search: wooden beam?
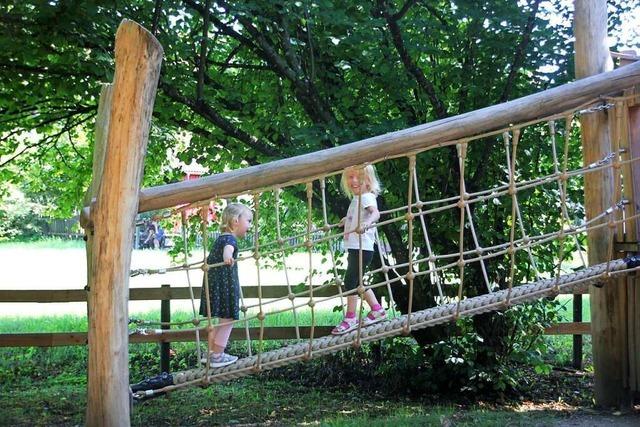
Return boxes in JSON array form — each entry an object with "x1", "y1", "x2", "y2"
[
  {"x1": 84, "y1": 19, "x2": 163, "y2": 427},
  {"x1": 621, "y1": 50, "x2": 640, "y2": 394},
  {"x1": 0, "y1": 286, "x2": 588, "y2": 303},
  {"x1": 122, "y1": 60, "x2": 640, "y2": 215},
  {"x1": 544, "y1": 322, "x2": 591, "y2": 335},
  {"x1": 0, "y1": 332, "x2": 89, "y2": 347},
  {"x1": 82, "y1": 84, "x2": 112, "y2": 386}
]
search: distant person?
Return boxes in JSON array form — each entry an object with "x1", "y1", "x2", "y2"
[
  {"x1": 143, "y1": 221, "x2": 162, "y2": 249},
  {"x1": 156, "y1": 225, "x2": 166, "y2": 249},
  {"x1": 138, "y1": 225, "x2": 148, "y2": 249},
  {"x1": 142, "y1": 221, "x2": 156, "y2": 249},
  {"x1": 199, "y1": 203, "x2": 253, "y2": 368},
  {"x1": 332, "y1": 165, "x2": 386, "y2": 335}
]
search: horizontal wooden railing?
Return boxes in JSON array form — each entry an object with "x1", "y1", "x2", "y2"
[
  {"x1": 0, "y1": 327, "x2": 338, "y2": 347},
  {"x1": 0, "y1": 324, "x2": 592, "y2": 348},
  {"x1": 0, "y1": 286, "x2": 590, "y2": 348},
  {"x1": 0, "y1": 285, "x2": 340, "y2": 303},
  {"x1": 131, "y1": 61, "x2": 640, "y2": 214}
]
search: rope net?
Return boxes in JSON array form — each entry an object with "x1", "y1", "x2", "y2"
[{"x1": 129, "y1": 94, "x2": 640, "y2": 400}]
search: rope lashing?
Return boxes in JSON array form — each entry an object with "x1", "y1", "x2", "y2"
[
  {"x1": 127, "y1": 93, "x2": 639, "y2": 399},
  {"x1": 130, "y1": 257, "x2": 639, "y2": 400}
]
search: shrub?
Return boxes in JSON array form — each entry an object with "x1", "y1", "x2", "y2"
[
  {"x1": 376, "y1": 299, "x2": 560, "y2": 397},
  {"x1": 0, "y1": 185, "x2": 48, "y2": 240}
]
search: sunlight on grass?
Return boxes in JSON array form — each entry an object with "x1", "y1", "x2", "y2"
[
  {"x1": 164, "y1": 307, "x2": 345, "y2": 327},
  {"x1": 554, "y1": 295, "x2": 591, "y2": 321},
  {"x1": 319, "y1": 405, "x2": 559, "y2": 426},
  {"x1": 0, "y1": 237, "x2": 85, "y2": 250},
  {"x1": 0, "y1": 314, "x2": 88, "y2": 333},
  {"x1": 0, "y1": 308, "x2": 346, "y2": 334}
]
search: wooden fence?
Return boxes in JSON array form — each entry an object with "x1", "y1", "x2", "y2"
[{"x1": 0, "y1": 286, "x2": 590, "y2": 357}]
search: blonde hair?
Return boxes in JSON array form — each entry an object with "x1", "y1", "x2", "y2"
[
  {"x1": 340, "y1": 164, "x2": 381, "y2": 197},
  {"x1": 220, "y1": 203, "x2": 252, "y2": 232}
]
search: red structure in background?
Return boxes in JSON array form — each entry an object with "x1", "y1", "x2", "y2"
[
  {"x1": 135, "y1": 164, "x2": 217, "y2": 249},
  {"x1": 181, "y1": 165, "x2": 217, "y2": 224}
]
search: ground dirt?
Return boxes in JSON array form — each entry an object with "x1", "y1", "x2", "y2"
[
  {"x1": 555, "y1": 411, "x2": 640, "y2": 426},
  {"x1": 509, "y1": 368, "x2": 640, "y2": 426}
]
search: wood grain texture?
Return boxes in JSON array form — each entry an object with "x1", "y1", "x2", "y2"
[
  {"x1": 0, "y1": 323, "x2": 587, "y2": 348},
  {"x1": 85, "y1": 19, "x2": 163, "y2": 427},
  {"x1": 0, "y1": 285, "x2": 587, "y2": 303},
  {"x1": 576, "y1": 0, "x2": 631, "y2": 408}
]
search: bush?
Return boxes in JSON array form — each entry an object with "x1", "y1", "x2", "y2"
[
  {"x1": 0, "y1": 185, "x2": 48, "y2": 240},
  {"x1": 375, "y1": 299, "x2": 561, "y2": 397}
]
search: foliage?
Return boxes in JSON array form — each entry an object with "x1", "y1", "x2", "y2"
[
  {"x1": 375, "y1": 299, "x2": 560, "y2": 396},
  {"x1": 0, "y1": 0, "x2": 584, "y2": 209},
  {"x1": 1, "y1": 363, "x2": 572, "y2": 426},
  {"x1": 0, "y1": 299, "x2": 591, "y2": 425},
  {"x1": 2, "y1": 0, "x2": 639, "y2": 404},
  {"x1": 0, "y1": 184, "x2": 48, "y2": 240}
]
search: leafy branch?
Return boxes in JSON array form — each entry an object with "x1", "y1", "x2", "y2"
[
  {"x1": 0, "y1": 109, "x2": 96, "y2": 168},
  {"x1": 376, "y1": 0, "x2": 448, "y2": 119},
  {"x1": 159, "y1": 81, "x2": 279, "y2": 157},
  {"x1": 498, "y1": 0, "x2": 542, "y2": 102}
]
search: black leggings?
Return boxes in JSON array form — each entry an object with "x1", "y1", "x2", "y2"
[{"x1": 343, "y1": 249, "x2": 374, "y2": 291}]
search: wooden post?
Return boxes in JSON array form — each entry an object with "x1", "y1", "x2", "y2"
[
  {"x1": 160, "y1": 284, "x2": 171, "y2": 373},
  {"x1": 82, "y1": 82, "x2": 113, "y2": 396},
  {"x1": 572, "y1": 296, "x2": 582, "y2": 369},
  {"x1": 85, "y1": 20, "x2": 163, "y2": 426},
  {"x1": 575, "y1": 0, "x2": 632, "y2": 408},
  {"x1": 620, "y1": 49, "x2": 640, "y2": 398}
]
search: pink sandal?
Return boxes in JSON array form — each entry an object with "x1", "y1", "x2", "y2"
[
  {"x1": 331, "y1": 317, "x2": 359, "y2": 335},
  {"x1": 362, "y1": 309, "x2": 386, "y2": 326}
]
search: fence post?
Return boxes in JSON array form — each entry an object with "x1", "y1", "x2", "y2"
[
  {"x1": 619, "y1": 49, "x2": 640, "y2": 397},
  {"x1": 573, "y1": 295, "x2": 582, "y2": 369},
  {"x1": 160, "y1": 284, "x2": 171, "y2": 373}
]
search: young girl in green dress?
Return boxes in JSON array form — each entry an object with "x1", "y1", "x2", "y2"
[{"x1": 199, "y1": 203, "x2": 253, "y2": 367}]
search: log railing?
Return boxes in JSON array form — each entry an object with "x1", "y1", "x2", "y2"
[{"x1": 78, "y1": 59, "x2": 640, "y2": 225}]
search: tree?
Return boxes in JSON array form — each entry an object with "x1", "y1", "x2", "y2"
[{"x1": 1, "y1": 0, "x2": 637, "y2": 364}]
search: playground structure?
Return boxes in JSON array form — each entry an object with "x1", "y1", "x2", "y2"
[{"x1": 80, "y1": 9, "x2": 640, "y2": 427}]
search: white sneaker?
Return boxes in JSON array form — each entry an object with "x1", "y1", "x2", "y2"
[{"x1": 206, "y1": 353, "x2": 238, "y2": 368}]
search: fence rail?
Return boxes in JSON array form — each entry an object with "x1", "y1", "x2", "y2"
[{"x1": 0, "y1": 286, "x2": 590, "y2": 349}]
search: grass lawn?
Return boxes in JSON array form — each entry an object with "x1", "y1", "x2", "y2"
[
  {"x1": 3, "y1": 239, "x2": 628, "y2": 426},
  {"x1": 0, "y1": 375, "x2": 571, "y2": 426}
]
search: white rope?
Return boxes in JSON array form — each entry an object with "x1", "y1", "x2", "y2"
[
  {"x1": 504, "y1": 130, "x2": 542, "y2": 282},
  {"x1": 181, "y1": 210, "x2": 203, "y2": 365},
  {"x1": 412, "y1": 163, "x2": 445, "y2": 297},
  {"x1": 127, "y1": 95, "x2": 640, "y2": 402},
  {"x1": 276, "y1": 186, "x2": 302, "y2": 340},
  {"x1": 130, "y1": 257, "x2": 637, "y2": 399}
]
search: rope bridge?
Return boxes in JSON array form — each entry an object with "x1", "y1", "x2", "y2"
[{"x1": 129, "y1": 91, "x2": 640, "y2": 401}]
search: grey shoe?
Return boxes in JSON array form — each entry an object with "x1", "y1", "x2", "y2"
[{"x1": 208, "y1": 353, "x2": 238, "y2": 368}]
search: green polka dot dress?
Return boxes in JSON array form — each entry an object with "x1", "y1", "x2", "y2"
[{"x1": 199, "y1": 233, "x2": 240, "y2": 320}]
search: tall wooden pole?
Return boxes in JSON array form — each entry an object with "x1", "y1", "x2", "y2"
[
  {"x1": 575, "y1": 0, "x2": 631, "y2": 408},
  {"x1": 85, "y1": 20, "x2": 162, "y2": 426},
  {"x1": 82, "y1": 83, "x2": 113, "y2": 394},
  {"x1": 620, "y1": 49, "x2": 640, "y2": 400}
]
